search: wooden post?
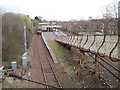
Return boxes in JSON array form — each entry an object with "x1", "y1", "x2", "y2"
[
  {"x1": 79, "y1": 49, "x2": 84, "y2": 65},
  {"x1": 95, "y1": 54, "x2": 101, "y2": 79},
  {"x1": 95, "y1": 54, "x2": 98, "y2": 62}
]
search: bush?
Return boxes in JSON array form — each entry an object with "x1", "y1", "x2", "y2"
[{"x1": 2, "y1": 13, "x2": 33, "y2": 68}]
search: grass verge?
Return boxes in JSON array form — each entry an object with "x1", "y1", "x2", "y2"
[
  {"x1": 46, "y1": 40, "x2": 110, "y2": 88},
  {"x1": 46, "y1": 40, "x2": 79, "y2": 74}
]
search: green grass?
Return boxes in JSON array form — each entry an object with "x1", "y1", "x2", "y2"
[
  {"x1": 47, "y1": 40, "x2": 79, "y2": 74},
  {"x1": 47, "y1": 40, "x2": 66, "y2": 58},
  {"x1": 47, "y1": 40, "x2": 110, "y2": 88}
]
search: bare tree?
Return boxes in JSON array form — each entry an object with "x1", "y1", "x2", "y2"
[{"x1": 102, "y1": 3, "x2": 118, "y2": 35}]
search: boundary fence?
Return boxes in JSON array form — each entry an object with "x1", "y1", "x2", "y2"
[{"x1": 55, "y1": 35, "x2": 120, "y2": 62}]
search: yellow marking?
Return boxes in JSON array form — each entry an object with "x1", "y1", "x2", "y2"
[{"x1": 37, "y1": 31, "x2": 42, "y2": 32}]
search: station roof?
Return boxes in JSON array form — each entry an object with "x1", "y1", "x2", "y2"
[
  {"x1": 39, "y1": 22, "x2": 56, "y2": 25},
  {"x1": 41, "y1": 25, "x2": 62, "y2": 28}
]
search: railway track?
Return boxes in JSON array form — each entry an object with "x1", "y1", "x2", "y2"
[
  {"x1": 34, "y1": 34, "x2": 63, "y2": 89},
  {"x1": 87, "y1": 53, "x2": 120, "y2": 88},
  {"x1": 55, "y1": 44, "x2": 119, "y2": 87}
]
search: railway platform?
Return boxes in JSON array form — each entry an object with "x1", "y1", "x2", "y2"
[{"x1": 42, "y1": 31, "x2": 66, "y2": 64}]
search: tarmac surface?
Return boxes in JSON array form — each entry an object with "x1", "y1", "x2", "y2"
[{"x1": 43, "y1": 31, "x2": 66, "y2": 40}]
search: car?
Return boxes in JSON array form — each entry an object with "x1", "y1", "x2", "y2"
[{"x1": 95, "y1": 32, "x2": 103, "y2": 35}]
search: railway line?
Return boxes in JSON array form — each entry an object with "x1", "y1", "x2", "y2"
[
  {"x1": 37, "y1": 35, "x2": 62, "y2": 88},
  {"x1": 3, "y1": 33, "x2": 79, "y2": 88},
  {"x1": 87, "y1": 53, "x2": 120, "y2": 87},
  {"x1": 33, "y1": 34, "x2": 63, "y2": 89}
]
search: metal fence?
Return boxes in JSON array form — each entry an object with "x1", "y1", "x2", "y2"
[{"x1": 55, "y1": 35, "x2": 120, "y2": 62}]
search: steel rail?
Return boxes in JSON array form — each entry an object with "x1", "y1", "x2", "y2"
[
  {"x1": 35, "y1": 35, "x2": 49, "y2": 88},
  {"x1": 97, "y1": 55, "x2": 120, "y2": 73},
  {"x1": 40, "y1": 35, "x2": 63, "y2": 88},
  {"x1": 87, "y1": 53, "x2": 120, "y2": 81},
  {"x1": 38, "y1": 35, "x2": 63, "y2": 88}
]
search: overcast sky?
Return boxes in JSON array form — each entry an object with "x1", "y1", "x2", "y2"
[{"x1": 0, "y1": 0, "x2": 119, "y2": 21}]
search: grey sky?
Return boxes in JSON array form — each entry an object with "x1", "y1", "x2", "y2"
[{"x1": 0, "y1": 0, "x2": 119, "y2": 21}]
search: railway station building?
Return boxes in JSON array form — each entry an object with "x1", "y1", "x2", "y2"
[{"x1": 38, "y1": 22, "x2": 62, "y2": 32}]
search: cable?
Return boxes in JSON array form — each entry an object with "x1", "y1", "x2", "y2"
[{"x1": 4, "y1": 72, "x2": 64, "y2": 90}]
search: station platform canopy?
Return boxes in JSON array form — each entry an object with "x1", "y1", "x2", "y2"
[
  {"x1": 38, "y1": 22, "x2": 62, "y2": 29},
  {"x1": 41, "y1": 25, "x2": 62, "y2": 28}
]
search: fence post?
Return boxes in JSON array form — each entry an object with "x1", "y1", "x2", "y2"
[
  {"x1": 79, "y1": 49, "x2": 84, "y2": 66},
  {"x1": 95, "y1": 54, "x2": 98, "y2": 62},
  {"x1": 95, "y1": 54, "x2": 101, "y2": 79}
]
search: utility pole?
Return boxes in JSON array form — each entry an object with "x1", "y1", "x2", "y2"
[
  {"x1": 24, "y1": 26, "x2": 27, "y2": 51},
  {"x1": 118, "y1": 1, "x2": 120, "y2": 35}
]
